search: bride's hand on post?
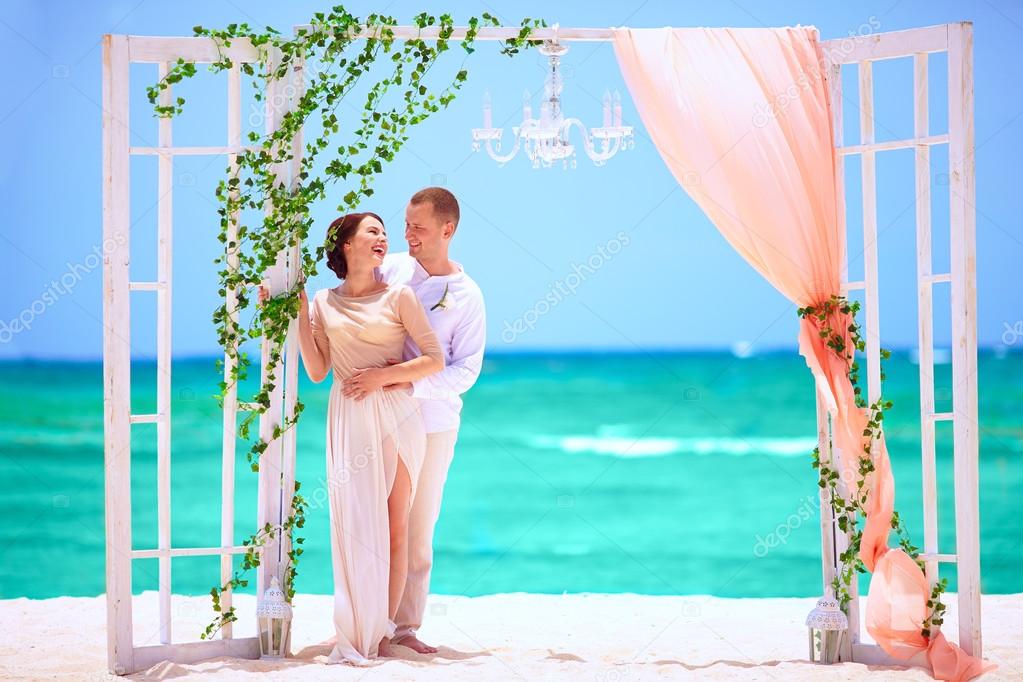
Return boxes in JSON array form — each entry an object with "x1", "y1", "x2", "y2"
[{"x1": 256, "y1": 282, "x2": 308, "y2": 311}]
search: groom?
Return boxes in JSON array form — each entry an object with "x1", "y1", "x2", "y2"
[{"x1": 354, "y1": 186, "x2": 486, "y2": 653}]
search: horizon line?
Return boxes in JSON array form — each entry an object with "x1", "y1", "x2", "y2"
[{"x1": 0, "y1": 344, "x2": 1018, "y2": 364}]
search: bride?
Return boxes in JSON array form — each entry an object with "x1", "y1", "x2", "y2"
[{"x1": 260, "y1": 211, "x2": 443, "y2": 663}]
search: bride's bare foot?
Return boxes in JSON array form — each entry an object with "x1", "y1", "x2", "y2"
[
  {"x1": 394, "y1": 634, "x2": 438, "y2": 654},
  {"x1": 377, "y1": 637, "x2": 394, "y2": 658}
]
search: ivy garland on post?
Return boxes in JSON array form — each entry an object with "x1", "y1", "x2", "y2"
[
  {"x1": 800, "y1": 295, "x2": 947, "y2": 639},
  {"x1": 147, "y1": 6, "x2": 545, "y2": 639}
]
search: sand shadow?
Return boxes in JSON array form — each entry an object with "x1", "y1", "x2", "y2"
[
  {"x1": 130, "y1": 641, "x2": 493, "y2": 678},
  {"x1": 545, "y1": 650, "x2": 586, "y2": 662},
  {"x1": 653, "y1": 657, "x2": 778, "y2": 670},
  {"x1": 390, "y1": 643, "x2": 493, "y2": 663},
  {"x1": 290, "y1": 641, "x2": 335, "y2": 661},
  {"x1": 650, "y1": 657, "x2": 913, "y2": 674},
  {"x1": 129, "y1": 656, "x2": 311, "y2": 679},
  {"x1": 292, "y1": 639, "x2": 491, "y2": 665}
]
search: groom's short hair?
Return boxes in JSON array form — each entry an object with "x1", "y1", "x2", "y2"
[{"x1": 410, "y1": 187, "x2": 460, "y2": 227}]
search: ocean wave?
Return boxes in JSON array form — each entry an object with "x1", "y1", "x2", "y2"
[{"x1": 527, "y1": 434, "x2": 818, "y2": 458}]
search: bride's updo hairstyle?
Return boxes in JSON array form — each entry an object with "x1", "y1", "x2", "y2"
[{"x1": 325, "y1": 211, "x2": 384, "y2": 279}]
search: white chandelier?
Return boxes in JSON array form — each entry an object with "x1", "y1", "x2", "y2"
[{"x1": 471, "y1": 39, "x2": 635, "y2": 169}]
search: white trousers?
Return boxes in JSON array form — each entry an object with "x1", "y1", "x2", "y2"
[{"x1": 394, "y1": 428, "x2": 458, "y2": 641}]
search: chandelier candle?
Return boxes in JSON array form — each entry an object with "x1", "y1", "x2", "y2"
[{"x1": 471, "y1": 39, "x2": 634, "y2": 168}]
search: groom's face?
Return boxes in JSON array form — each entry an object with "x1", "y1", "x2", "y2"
[{"x1": 404, "y1": 201, "x2": 450, "y2": 260}]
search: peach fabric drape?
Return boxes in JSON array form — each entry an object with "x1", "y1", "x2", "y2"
[{"x1": 612, "y1": 27, "x2": 993, "y2": 681}]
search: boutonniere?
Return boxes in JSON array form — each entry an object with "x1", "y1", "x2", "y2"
[{"x1": 429, "y1": 283, "x2": 451, "y2": 311}]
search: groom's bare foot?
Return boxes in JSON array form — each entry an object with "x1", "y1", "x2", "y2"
[
  {"x1": 394, "y1": 634, "x2": 438, "y2": 654},
  {"x1": 377, "y1": 637, "x2": 394, "y2": 658}
]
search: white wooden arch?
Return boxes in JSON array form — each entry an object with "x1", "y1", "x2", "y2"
[
  {"x1": 101, "y1": 21, "x2": 978, "y2": 676},
  {"x1": 102, "y1": 33, "x2": 301, "y2": 674},
  {"x1": 816, "y1": 22, "x2": 979, "y2": 664}
]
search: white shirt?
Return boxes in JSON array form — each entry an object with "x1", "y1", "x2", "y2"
[{"x1": 377, "y1": 252, "x2": 486, "y2": 433}]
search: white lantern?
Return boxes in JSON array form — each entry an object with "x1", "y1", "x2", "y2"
[
  {"x1": 806, "y1": 588, "x2": 848, "y2": 664},
  {"x1": 255, "y1": 575, "x2": 293, "y2": 659}
]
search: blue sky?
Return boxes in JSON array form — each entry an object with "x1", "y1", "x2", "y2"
[{"x1": 2, "y1": 0, "x2": 1021, "y2": 359}]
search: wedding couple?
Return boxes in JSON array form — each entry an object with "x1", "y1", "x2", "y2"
[{"x1": 262, "y1": 187, "x2": 485, "y2": 665}]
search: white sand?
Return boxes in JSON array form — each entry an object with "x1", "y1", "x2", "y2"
[{"x1": 0, "y1": 591, "x2": 1019, "y2": 680}]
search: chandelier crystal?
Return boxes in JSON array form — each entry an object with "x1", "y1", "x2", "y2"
[{"x1": 471, "y1": 40, "x2": 635, "y2": 169}]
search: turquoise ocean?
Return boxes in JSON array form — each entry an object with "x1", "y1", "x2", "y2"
[{"x1": 1, "y1": 350, "x2": 1020, "y2": 600}]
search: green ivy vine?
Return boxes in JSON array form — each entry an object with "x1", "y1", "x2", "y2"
[
  {"x1": 147, "y1": 6, "x2": 545, "y2": 639},
  {"x1": 800, "y1": 295, "x2": 947, "y2": 639}
]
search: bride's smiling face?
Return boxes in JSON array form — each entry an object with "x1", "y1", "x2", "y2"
[{"x1": 344, "y1": 216, "x2": 388, "y2": 269}]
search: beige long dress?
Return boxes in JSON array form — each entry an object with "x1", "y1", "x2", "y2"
[{"x1": 308, "y1": 283, "x2": 443, "y2": 665}]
